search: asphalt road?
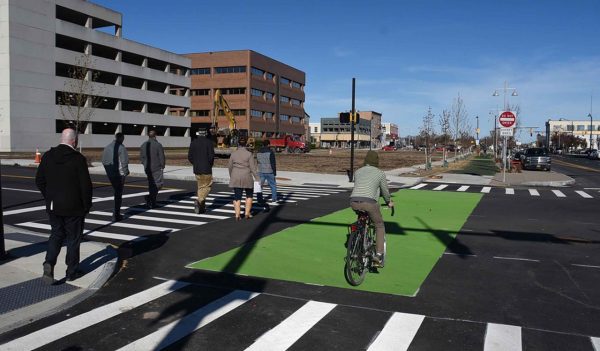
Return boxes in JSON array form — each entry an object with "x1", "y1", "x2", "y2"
[
  {"x1": 1, "y1": 164, "x2": 599, "y2": 350},
  {"x1": 552, "y1": 154, "x2": 600, "y2": 188}
]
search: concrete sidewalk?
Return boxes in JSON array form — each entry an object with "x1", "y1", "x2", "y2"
[
  {"x1": 490, "y1": 170, "x2": 575, "y2": 187},
  {"x1": 0, "y1": 225, "x2": 118, "y2": 334}
]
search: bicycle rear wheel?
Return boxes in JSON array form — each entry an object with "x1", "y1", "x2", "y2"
[{"x1": 344, "y1": 230, "x2": 367, "y2": 286}]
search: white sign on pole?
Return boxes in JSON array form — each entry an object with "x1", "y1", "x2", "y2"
[
  {"x1": 500, "y1": 128, "x2": 514, "y2": 137},
  {"x1": 476, "y1": 139, "x2": 480, "y2": 145}
]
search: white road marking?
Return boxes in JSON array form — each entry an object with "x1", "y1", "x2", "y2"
[
  {"x1": 84, "y1": 218, "x2": 178, "y2": 232},
  {"x1": 244, "y1": 301, "x2": 336, "y2": 351},
  {"x1": 263, "y1": 191, "x2": 321, "y2": 198},
  {"x1": 410, "y1": 183, "x2": 427, "y2": 190},
  {"x1": 484, "y1": 323, "x2": 522, "y2": 351},
  {"x1": 552, "y1": 190, "x2": 566, "y2": 198},
  {"x1": 575, "y1": 190, "x2": 593, "y2": 198},
  {"x1": 481, "y1": 186, "x2": 492, "y2": 193},
  {"x1": 218, "y1": 191, "x2": 311, "y2": 201},
  {"x1": 90, "y1": 211, "x2": 207, "y2": 226},
  {"x1": 124, "y1": 207, "x2": 229, "y2": 220},
  {"x1": 1, "y1": 187, "x2": 40, "y2": 193},
  {"x1": 433, "y1": 184, "x2": 448, "y2": 191},
  {"x1": 493, "y1": 256, "x2": 540, "y2": 262},
  {"x1": 457, "y1": 185, "x2": 469, "y2": 192},
  {"x1": 571, "y1": 264, "x2": 600, "y2": 269},
  {"x1": 591, "y1": 337, "x2": 600, "y2": 351},
  {"x1": 444, "y1": 252, "x2": 477, "y2": 257},
  {"x1": 367, "y1": 312, "x2": 425, "y2": 351},
  {"x1": 204, "y1": 194, "x2": 297, "y2": 203},
  {"x1": 4, "y1": 205, "x2": 47, "y2": 215},
  {"x1": 17, "y1": 222, "x2": 143, "y2": 242},
  {"x1": 505, "y1": 188, "x2": 515, "y2": 195},
  {"x1": 528, "y1": 189, "x2": 540, "y2": 196},
  {"x1": 0, "y1": 280, "x2": 189, "y2": 351},
  {"x1": 118, "y1": 290, "x2": 260, "y2": 351},
  {"x1": 277, "y1": 186, "x2": 344, "y2": 193}
]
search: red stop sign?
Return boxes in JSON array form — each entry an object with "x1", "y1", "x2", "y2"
[{"x1": 499, "y1": 111, "x2": 516, "y2": 128}]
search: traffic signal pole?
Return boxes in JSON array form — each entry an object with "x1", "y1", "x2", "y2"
[
  {"x1": 0, "y1": 161, "x2": 6, "y2": 260},
  {"x1": 349, "y1": 78, "x2": 356, "y2": 182}
]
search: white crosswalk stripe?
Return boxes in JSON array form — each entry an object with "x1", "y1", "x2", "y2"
[
  {"x1": 481, "y1": 186, "x2": 492, "y2": 193},
  {"x1": 484, "y1": 323, "x2": 522, "y2": 351},
  {"x1": 576, "y1": 190, "x2": 593, "y2": 198},
  {"x1": 552, "y1": 190, "x2": 566, "y2": 198},
  {"x1": 529, "y1": 189, "x2": 540, "y2": 196},
  {"x1": 367, "y1": 312, "x2": 425, "y2": 351},
  {"x1": 407, "y1": 183, "x2": 596, "y2": 199},
  {"x1": 84, "y1": 218, "x2": 179, "y2": 232},
  {"x1": 457, "y1": 185, "x2": 470, "y2": 192},
  {"x1": 506, "y1": 188, "x2": 515, "y2": 195},
  {"x1": 17, "y1": 222, "x2": 144, "y2": 242},
  {"x1": 433, "y1": 184, "x2": 448, "y2": 191},
  {"x1": 410, "y1": 183, "x2": 427, "y2": 190},
  {"x1": 90, "y1": 211, "x2": 207, "y2": 226}
]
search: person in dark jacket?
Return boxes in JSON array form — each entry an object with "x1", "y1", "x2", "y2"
[
  {"x1": 140, "y1": 130, "x2": 165, "y2": 208},
  {"x1": 256, "y1": 139, "x2": 278, "y2": 211},
  {"x1": 101, "y1": 132, "x2": 129, "y2": 221},
  {"x1": 188, "y1": 129, "x2": 215, "y2": 214},
  {"x1": 35, "y1": 128, "x2": 93, "y2": 284}
]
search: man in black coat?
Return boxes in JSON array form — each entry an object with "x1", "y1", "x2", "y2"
[
  {"x1": 140, "y1": 130, "x2": 165, "y2": 208},
  {"x1": 35, "y1": 128, "x2": 93, "y2": 284},
  {"x1": 188, "y1": 129, "x2": 215, "y2": 213}
]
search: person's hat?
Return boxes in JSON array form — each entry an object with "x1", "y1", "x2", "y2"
[{"x1": 364, "y1": 150, "x2": 379, "y2": 167}]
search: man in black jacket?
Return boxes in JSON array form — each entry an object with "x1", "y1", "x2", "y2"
[
  {"x1": 140, "y1": 130, "x2": 165, "y2": 208},
  {"x1": 188, "y1": 129, "x2": 215, "y2": 214},
  {"x1": 35, "y1": 128, "x2": 93, "y2": 284}
]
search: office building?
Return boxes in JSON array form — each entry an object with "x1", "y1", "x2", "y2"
[
  {"x1": 546, "y1": 118, "x2": 600, "y2": 149},
  {"x1": 318, "y1": 111, "x2": 382, "y2": 148},
  {"x1": 0, "y1": 0, "x2": 191, "y2": 151},
  {"x1": 184, "y1": 50, "x2": 306, "y2": 140}
]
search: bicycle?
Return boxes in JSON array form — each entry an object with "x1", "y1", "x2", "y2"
[{"x1": 344, "y1": 205, "x2": 394, "y2": 286}]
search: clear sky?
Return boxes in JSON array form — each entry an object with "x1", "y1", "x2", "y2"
[{"x1": 93, "y1": 0, "x2": 600, "y2": 140}]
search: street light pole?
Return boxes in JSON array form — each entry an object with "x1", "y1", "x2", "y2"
[
  {"x1": 0, "y1": 160, "x2": 6, "y2": 261},
  {"x1": 493, "y1": 81, "x2": 518, "y2": 183},
  {"x1": 476, "y1": 115, "x2": 479, "y2": 155}
]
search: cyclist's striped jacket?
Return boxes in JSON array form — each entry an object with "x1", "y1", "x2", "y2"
[{"x1": 350, "y1": 165, "x2": 391, "y2": 203}]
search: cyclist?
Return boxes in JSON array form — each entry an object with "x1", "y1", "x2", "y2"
[{"x1": 350, "y1": 150, "x2": 394, "y2": 267}]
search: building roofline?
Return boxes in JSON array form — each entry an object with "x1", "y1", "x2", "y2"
[{"x1": 182, "y1": 49, "x2": 304, "y2": 74}]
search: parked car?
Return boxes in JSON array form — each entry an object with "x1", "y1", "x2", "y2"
[
  {"x1": 588, "y1": 149, "x2": 599, "y2": 160},
  {"x1": 382, "y1": 145, "x2": 396, "y2": 151},
  {"x1": 513, "y1": 151, "x2": 524, "y2": 162},
  {"x1": 522, "y1": 147, "x2": 551, "y2": 171}
]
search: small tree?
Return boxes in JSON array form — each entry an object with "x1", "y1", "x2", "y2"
[
  {"x1": 451, "y1": 93, "x2": 469, "y2": 158},
  {"x1": 420, "y1": 107, "x2": 435, "y2": 168},
  {"x1": 57, "y1": 53, "x2": 104, "y2": 146}
]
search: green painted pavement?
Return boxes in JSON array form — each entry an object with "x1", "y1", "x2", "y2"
[{"x1": 188, "y1": 190, "x2": 482, "y2": 296}]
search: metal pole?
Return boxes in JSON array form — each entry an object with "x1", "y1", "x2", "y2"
[
  {"x1": 494, "y1": 115, "x2": 497, "y2": 158},
  {"x1": 503, "y1": 135, "x2": 507, "y2": 183},
  {"x1": 476, "y1": 115, "x2": 479, "y2": 156},
  {"x1": 349, "y1": 78, "x2": 356, "y2": 182},
  {"x1": 0, "y1": 160, "x2": 6, "y2": 260}
]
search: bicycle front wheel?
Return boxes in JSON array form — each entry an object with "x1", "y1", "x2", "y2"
[{"x1": 344, "y1": 230, "x2": 367, "y2": 286}]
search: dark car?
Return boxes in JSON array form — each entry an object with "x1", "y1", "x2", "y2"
[{"x1": 522, "y1": 147, "x2": 551, "y2": 171}]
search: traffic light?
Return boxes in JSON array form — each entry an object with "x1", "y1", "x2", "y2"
[
  {"x1": 352, "y1": 112, "x2": 360, "y2": 123},
  {"x1": 339, "y1": 112, "x2": 350, "y2": 123}
]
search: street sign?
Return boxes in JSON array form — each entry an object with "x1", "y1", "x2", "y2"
[
  {"x1": 500, "y1": 128, "x2": 514, "y2": 137},
  {"x1": 499, "y1": 111, "x2": 516, "y2": 128},
  {"x1": 476, "y1": 139, "x2": 480, "y2": 145}
]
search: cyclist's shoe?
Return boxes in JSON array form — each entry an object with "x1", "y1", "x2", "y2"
[{"x1": 372, "y1": 253, "x2": 385, "y2": 268}]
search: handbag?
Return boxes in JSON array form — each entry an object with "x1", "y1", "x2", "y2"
[{"x1": 253, "y1": 181, "x2": 262, "y2": 193}]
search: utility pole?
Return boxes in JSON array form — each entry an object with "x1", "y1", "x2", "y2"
[
  {"x1": 348, "y1": 78, "x2": 356, "y2": 182},
  {"x1": 0, "y1": 160, "x2": 6, "y2": 261}
]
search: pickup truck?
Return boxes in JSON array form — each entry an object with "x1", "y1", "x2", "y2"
[{"x1": 268, "y1": 135, "x2": 308, "y2": 153}]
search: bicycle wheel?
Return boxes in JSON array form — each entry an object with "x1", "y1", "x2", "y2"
[{"x1": 344, "y1": 229, "x2": 367, "y2": 286}]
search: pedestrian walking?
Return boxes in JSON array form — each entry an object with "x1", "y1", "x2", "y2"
[
  {"x1": 188, "y1": 129, "x2": 215, "y2": 214},
  {"x1": 35, "y1": 128, "x2": 93, "y2": 284},
  {"x1": 140, "y1": 130, "x2": 165, "y2": 208},
  {"x1": 228, "y1": 136, "x2": 259, "y2": 220},
  {"x1": 101, "y1": 132, "x2": 129, "y2": 221},
  {"x1": 256, "y1": 139, "x2": 278, "y2": 211}
]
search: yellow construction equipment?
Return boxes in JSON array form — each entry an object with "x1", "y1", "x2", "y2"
[{"x1": 211, "y1": 89, "x2": 253, "y2": 150}]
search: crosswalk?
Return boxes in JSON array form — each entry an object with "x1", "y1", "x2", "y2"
[
  {"x1": 409, "y1": 183, "x2": 598, "y2": 199},
  {"x1": 13, "y1": 184, "x2": 347, "y2": 246},
  {"x1": 2, "y1": 279, "x2": 598, "y2": 350}
]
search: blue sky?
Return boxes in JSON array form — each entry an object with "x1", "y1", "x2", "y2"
[{"x1": 94, "y1": 0, "x2": 600, "y2": 140}]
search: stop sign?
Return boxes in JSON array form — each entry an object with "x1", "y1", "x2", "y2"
[{"x1": 499, "y1": 111, "x2": 516, "y2": 128}]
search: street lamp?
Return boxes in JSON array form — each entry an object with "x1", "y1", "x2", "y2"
[
  {"x1": 493, "y1": 81, "x2": 518, "y2": 183},
  {"x1": 589, "y1": 113, "x2": 593, "y2": 150}
]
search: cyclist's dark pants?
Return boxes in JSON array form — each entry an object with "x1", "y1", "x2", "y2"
[{"x1": 350, "y1": 200, "x2": 385, "y2": 254}]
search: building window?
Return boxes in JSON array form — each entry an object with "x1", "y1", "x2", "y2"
[
  {"x1": 280, "y1": 77, "x2": 290, "y2": 85},
  {"x1": 577, "y1": 125, "x2": 585, "y2": 131},
  {"x1": 251, "y1": 109, "x2": 263, "y2": 118},
  {"x1": 280, "y1": 114, "x2": 289, "y2": 121},
  {"x1": 190, "y1": 68, "x2": 210, "y2": 75},
  {"x1": 266, "y1": 72, "x2": 274, "y2": 80},
  {"x1": 191, "y1": 89, "x2": 210, "y2": 96},
  {"x1": 251, "y1": 67, "x2": 265, "y2": 77},
  {"x1": 190, "y1": 110, "x2": 210, "y2": 117},
  {"x1": 567, "y1": 125, "x2": 574, "y2": 131},
  {"x1": 291, "y1": 116, "x2": 301, "y2": 123},
  {"x1": 292, "y1": 81, "x2": 302, "y2": 89},
  {"x1": 251, "y1": 88, "x2": 263, "y2": 97},
  {"x1": 314, "y1": 127, "x2": 318, "y2": 132},
  {"x1": 215, "y1": 66, "x2": 246, "y2": 74},
  {"x1": 265, "y1": 112, "x2": 274, "y2": 119},
  {"x1": 291, "y1": 99, "x2": 301, "y2": 106},
  {"x1": 265, "y1": 92, "x2": 274, "y2": 100},
  {"x1": 221, "y1": 87, "x2": 246, "y2": 95},
  {"x1": 280, "y1": 96, "x2": 290, "y2": 103}
]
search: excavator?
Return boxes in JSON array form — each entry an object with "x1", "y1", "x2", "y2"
[{"x1": 212, "y1": 88, "x2": 253, "y2": 151}]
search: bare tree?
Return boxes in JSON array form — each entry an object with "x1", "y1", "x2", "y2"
[
  {"x1": 438, "y1": 109, "x2": 451, "y2": 164},
  {"x1": 420, "y1": 107, "x2": 435, "y2": 168},
  {"x1": 57, "y1": 53, "x2": 105, "y2": 143},
  {"x1": 451, "y1": 93, "x2": 469, "y2": 158}
]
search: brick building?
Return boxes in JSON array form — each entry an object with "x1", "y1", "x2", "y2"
[{"x1": 184, "y1": 50, "x2": 307, "y2": 140}]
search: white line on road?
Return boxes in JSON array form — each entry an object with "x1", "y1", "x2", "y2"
[
  {"x1": 0, "y1": 280, "x2": 189, "y2": 351},
  {"x1": 1, "y1": 187, "x2": 40, "y2": 193},
  {"x1": 591, "y1": 337, "x2": 600, "y2": 351},
  {"x1": 481, "y1": 186, "x2": 492, "y2": 193},
  {"x1": 125, "y1": 207, "x2": 229, "y2": 220},
  {"x1": 484, "y1": 323, "x2": 522, "y2": 351},
  {"x1": 457, "y1": 185, "x2": 469, "y2": 192},
  {"x1": 552, "y1": 190, "x2": 566, "y2": 198},
  {"x1": 444, "y1": 252, "x2": 477, "y2": 257},
  {"x1": 218, "y1": 191, "x2": 310, "y2": 200},
  {"x1": 90, "y1": 211, "x2": 207, "y2": 226},
  {"x1": 84, "y1": 218, "x2": 178, "y2": 232},
  {"x1": 493, "y1": 256, "x2": 540, "y2": 262},
  {"x1": 367, "y1": 312, "x2": 425, "y2": 351},
  {"x1": 571, "y1": 264, "x2": 600, "y2": 269},
  {"x1": 528, "y1": 189, "x2": 540, "y2": 196},
  {"x1": 575, "y1": 190, "x2": 593, "y2": 198},
  {"x1": 17, "y1": 222, "x2": 143, "y2": 242},
  {"x1": 505, "y1": 188, "x2": 515, "y2": 195},
  {"x1": 244, "y1": 301, "x2": 336, "y2": 351},
  {"x1": 119, "y1": 290, "x2": 260, "y2": 351},
  {"x1": 161, "y1": 203, "x2": 236, "y2": 214},
  {"x1": 433, "y1": 184, "x2": 448, "y2": 191},
  {"x1": 410, "y1": 183, "x2": 427, "y2": 190}
]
